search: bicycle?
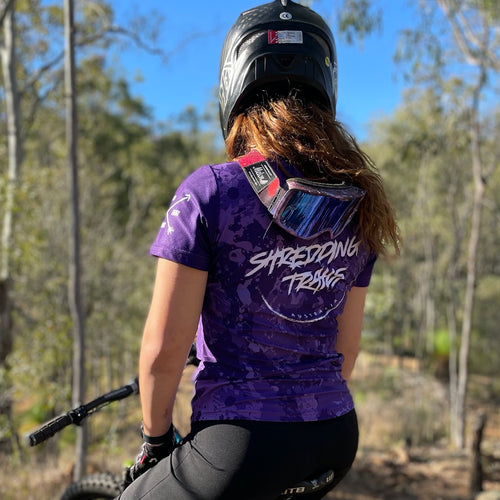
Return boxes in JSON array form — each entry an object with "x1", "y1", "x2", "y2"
[{"x1": 28, "y1": 347, "x2": 335, "y2": 500}]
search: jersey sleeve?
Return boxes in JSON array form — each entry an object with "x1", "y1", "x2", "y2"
[
  {"x1": 149, "y1": 165, "x2": 218, "y2": 271},
  {"x1": 353, "y1": 252, "x2": 377, "y2": 287}
]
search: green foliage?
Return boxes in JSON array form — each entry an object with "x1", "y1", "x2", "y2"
[
  {"x1": 363, "y1": 76, "x2": 500, "y2": 374},
  {"x1": 469, "y1": 276, "x2": 500, "y2": 375},
  {"x1": 335, "y1": 0, "x2": 382, "y2": 46},
  {"x1": 433, "y1": 330, "x2": 451, "y2": 357}
]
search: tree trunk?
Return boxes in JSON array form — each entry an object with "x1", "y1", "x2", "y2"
[
  {"x1": 452, "y1": 61, "x2": 486, "y2": 449},
  {"x1": 445, "y1": 169, "x2": 464, "y2": 448},
  {"x1": 435, "y1": 0, "x2": 493, "y2": 450},
  {"x1": 64, "y1": 0, "x2": 87, "y2": 480},
  {"x1": 0, "y1": 0, "x2": 19, "y2": 452},
  {"x1": 469, "y1": 411, "x2": 486, "y2": 495}
]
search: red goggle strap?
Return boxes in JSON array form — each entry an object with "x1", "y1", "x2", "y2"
[{"x1": 237, "y1": 150, "x2": 282, "y2": 209}]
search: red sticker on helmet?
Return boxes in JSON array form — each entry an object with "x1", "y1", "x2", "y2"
[{"x1": 268, "y1": 30, "x2": 303, "y2": 44}]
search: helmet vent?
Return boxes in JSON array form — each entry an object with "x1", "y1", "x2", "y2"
[
  {"x1": 238, "y1": 31, "x2": 266, "y2": 57},
  {"x1": 277, "y1": 55, "x2": 295, "y2": 68}
]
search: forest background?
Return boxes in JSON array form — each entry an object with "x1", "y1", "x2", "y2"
[{"x1": 0, "y1": 0, "x2": 499, "y2": 499}]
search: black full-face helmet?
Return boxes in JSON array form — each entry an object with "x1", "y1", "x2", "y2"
[{"x1": 219, "y1": 0, "x2": 337, "y2": 138}]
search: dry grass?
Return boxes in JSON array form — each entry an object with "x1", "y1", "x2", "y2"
[{"x1": 351, "y1": 352, "x2": 450, "y2": 448}]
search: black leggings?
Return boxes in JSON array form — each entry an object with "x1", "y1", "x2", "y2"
[{"x1": 117, "y1": 410, "x2": 358, "y2": 500}]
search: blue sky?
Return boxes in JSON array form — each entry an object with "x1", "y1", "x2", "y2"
[{"x1": 109, "y1": 0, "x2": 418, "y2": 141}]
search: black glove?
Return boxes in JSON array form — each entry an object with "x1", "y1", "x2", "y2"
[{"x1": 123, "y1": 425, "x2": 176, "y2": 488}]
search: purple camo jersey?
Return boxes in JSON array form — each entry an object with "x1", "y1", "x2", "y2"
[{"x1": 150, "y1": 159, "x2": 376, "y2": 423}]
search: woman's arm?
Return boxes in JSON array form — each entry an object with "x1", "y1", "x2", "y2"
[
  {"x1": 139, "y1": 258, "x2": 208, "y2": 438},
  {"x1": 335, "y1": 286, "x2": 368, "y2": 382}
]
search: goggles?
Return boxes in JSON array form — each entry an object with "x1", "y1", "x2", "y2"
[{"x1": 238, "y1": 150, "x2": 365, "y2": 240}]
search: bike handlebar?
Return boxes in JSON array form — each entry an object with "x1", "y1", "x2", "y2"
[
  {"x1": 27, "y1": 345, "x2": 199, "y2": 447},
  {"x1": 27, "y1": 413, "x2": 74, "y2": 447},
  {"x1": 27, "y1": 377, "x2": 139, "y2": 447}
]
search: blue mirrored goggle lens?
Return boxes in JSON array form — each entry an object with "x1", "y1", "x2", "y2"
[{"x1": 277, "y1": 190, "x2": 360, "y2": 239}]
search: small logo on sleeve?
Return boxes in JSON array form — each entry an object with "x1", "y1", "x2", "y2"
[{"x1": 161, "y1": 193, "x2": 191, "y2": 234}]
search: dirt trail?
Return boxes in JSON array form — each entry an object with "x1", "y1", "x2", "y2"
[{"x1": 327, "y1": 447, "x2": 473, "y2": 499}]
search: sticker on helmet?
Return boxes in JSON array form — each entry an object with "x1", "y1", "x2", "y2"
[
  {"x1": 268, "y1": 30, "x2": 303, "y2": 45},
  {"x1": 280, "y1": 12, "x2": 293, "y2": 20}
]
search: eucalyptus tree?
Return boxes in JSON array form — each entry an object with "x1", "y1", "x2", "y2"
[
  {"x1": 336, "y1": 0, "x2": 500, "y2": 448},
  {"x1": 435, "y1": 0, "x2": 500, "y2": 449},
  {"x1": 0, "y1": 0, "x2": 20, "y2": 453}
]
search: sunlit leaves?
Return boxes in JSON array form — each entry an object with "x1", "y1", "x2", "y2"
[{"x1": 336, "y1": 0, "x2": 382, "y2": 46}]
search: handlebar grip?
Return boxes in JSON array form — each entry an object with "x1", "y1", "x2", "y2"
[
  {"x1": 104, "y1": 378, "x2": 138, "y2": 401},
  {"x1": 27, "y1": 413, "x2": 73, "y2": 447}
]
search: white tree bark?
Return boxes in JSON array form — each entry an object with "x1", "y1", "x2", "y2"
[
  {"x1": 64, "y1": 0, "x2": 87, "y2": 480},
  {"x1": 0, "y1": 0, "x2": 20, "y2": 451}
]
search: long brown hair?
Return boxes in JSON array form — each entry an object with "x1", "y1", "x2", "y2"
[{"x1": 225, "y1": 96, "x2": 400, "y2": 256}]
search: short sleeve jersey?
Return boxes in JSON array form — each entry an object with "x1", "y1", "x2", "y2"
[{"x1": 150, "y1": 159, "x2": 376, "y2": 423}]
